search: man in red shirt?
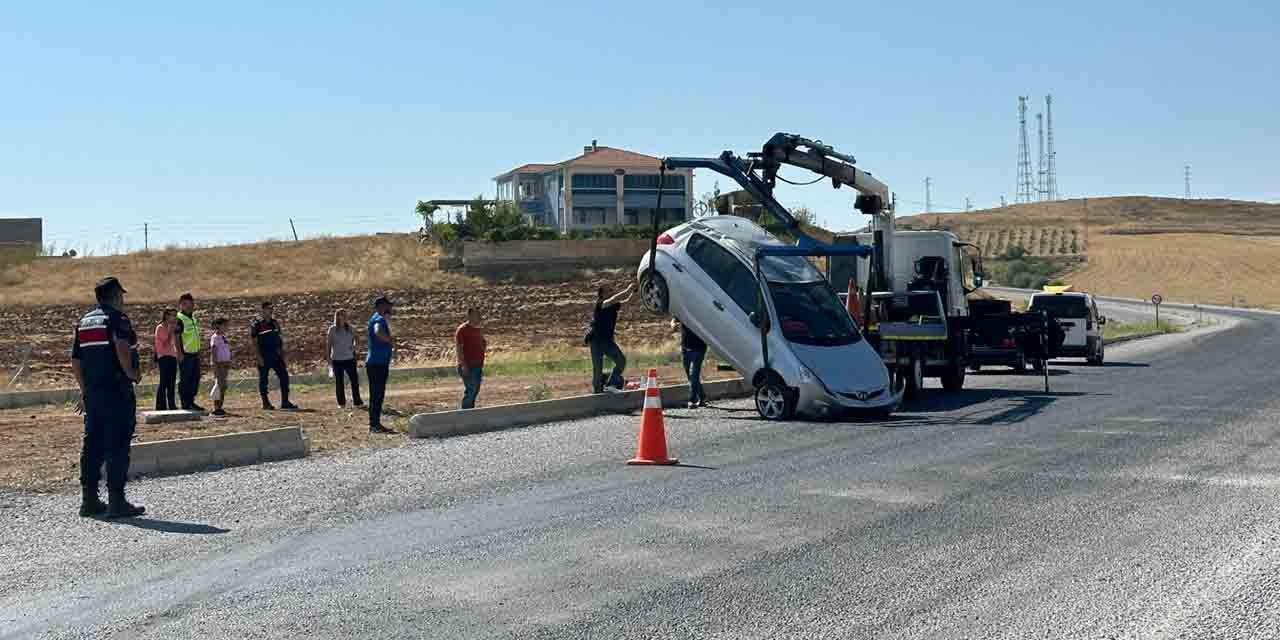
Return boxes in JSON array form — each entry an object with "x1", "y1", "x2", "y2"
[{"x1": 455, "y1": 308, "x2": 487, "y2": 410}]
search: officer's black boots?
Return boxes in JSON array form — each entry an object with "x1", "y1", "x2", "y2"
[
  {"x1": 79, "y1": 487, "x2": 108, "y2": 518},
  {"x1": 262, "y1": 398, "x2": 276, "y2": 411},
  {"x1": 105, "y1": 489, "x2": 145, "y2": 519}
]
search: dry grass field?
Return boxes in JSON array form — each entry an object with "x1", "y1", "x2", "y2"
[
  {"x1": 900, "y1": 196, "x2": 1280, "y2": 308},
  {"x1": 0, "y1": 234, "x2": 471, "y2": 306}
]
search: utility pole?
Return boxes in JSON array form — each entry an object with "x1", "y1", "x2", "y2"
[
  {"x1": 965, "y1": 197, "x2": 972, "y2": 212},
  {"x1": 925, "y1": 177, "x2": 934, "y2": 227},
  {"x1": 1185, "y1": 164, "x2": 1192, "y2": 199},
  {"x1": 1001, "y1": 195, "x2": 1007, "y2": 208},
  {"x1": 289, "y1": 218, "x2": 299, "y2": 242},
  {"x1": 1017, "y1": 97, "x2": 1034, "y2": 203},
  {"x1": 144, "y1": 223, "x2": 149, "y2": 252}
]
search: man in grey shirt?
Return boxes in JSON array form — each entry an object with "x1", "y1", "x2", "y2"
[{"x1": 328, "y1": 309, "x2": 362, "y2": 408}]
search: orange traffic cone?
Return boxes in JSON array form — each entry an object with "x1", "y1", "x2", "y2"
[{"x1": 627, "y1": 368, "x2": 678, "y2": 466}]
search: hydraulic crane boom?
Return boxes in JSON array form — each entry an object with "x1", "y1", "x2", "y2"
[{"x1": 663, "y1": 132, "x2": 897, "y2": 290}]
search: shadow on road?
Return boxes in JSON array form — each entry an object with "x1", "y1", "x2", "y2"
[
  {"x1": 970, "y1": 368, "x2": 1072, "y2": 377},
  {"x1": 110, "y1": 518, "x2": 230, "y2": 535},
  {"x1": 1100, "y1": 362, "x2": 1151, "y2": 368},
  {"x1": 673, "y1": 463, "x2": 717, "y2": 470}
]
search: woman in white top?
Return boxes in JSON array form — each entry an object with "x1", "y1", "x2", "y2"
[{"x1": 327, "y1": 309, "x2": 363, "y2": 407}]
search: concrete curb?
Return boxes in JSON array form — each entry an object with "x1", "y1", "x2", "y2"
[
  {"x1": 127, "y1": 426, "x2": 308, "y2": 479},
  {"x1": 409, "y1": 378, "x2": 752, "y2": 439}
]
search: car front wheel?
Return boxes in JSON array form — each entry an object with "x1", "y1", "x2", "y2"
[
  {"x1": 754, "y1": 380, "x2": 794, "y2": 421},
  {"x1": 639, "y1": 270, "x2": 669, "y2": 315}
]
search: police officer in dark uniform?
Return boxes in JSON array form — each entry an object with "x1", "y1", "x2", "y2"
[{"x1": 71, "y1": 277, "x2": 146, "y2": 519}]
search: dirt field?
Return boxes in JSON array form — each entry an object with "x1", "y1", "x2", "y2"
[
  {"x1": 0, "y1": 271, "x2": 670, "y2": 389},
  {"x1": 898, "y1": 196, "x2": 1280, "y2": 309},
  {"x1": 0, "y1": 361, "x2": 736, "y2": 494},
  {"x1": 1061, "y1": 233, "x2": 1280, "y2": 308}
]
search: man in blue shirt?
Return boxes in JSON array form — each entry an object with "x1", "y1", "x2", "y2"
[{"x1": 366, "y1": 296, "x2": 395, "y2": 433}]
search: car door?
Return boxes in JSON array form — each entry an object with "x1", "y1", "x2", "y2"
[{"x1": 684, "y1": 234, "x2": 761, "y2": 373}]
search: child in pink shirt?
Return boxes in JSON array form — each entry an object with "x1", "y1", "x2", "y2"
[{"x1": 209, "y1": 318, "x2": 232, "y2": 416}]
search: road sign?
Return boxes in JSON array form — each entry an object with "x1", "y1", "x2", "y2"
[{"x1": 1151, "y1": 294, "x2": 1163, "y2": 306}]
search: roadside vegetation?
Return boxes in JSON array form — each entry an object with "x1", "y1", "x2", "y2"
[
  {"x1": 985, "y1": 246, "x2": 1064, "y2": 290},
  {"x1": 1103, "y1": 319, "x2": 1183, "y2": 341}
]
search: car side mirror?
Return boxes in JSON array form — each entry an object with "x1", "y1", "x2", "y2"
[
  {"x1": 973, "y1": 274, "x2": 984, "y2": 289},
  {"x1": 1099, "y1": 316, "x2": 1107, "y2": 326},
  {"x1": 749, "y1": 312, "x2": 761, "y2": 327},
  {"x1": 749, "y1": 311, "x2": 770, "y2": 332}
]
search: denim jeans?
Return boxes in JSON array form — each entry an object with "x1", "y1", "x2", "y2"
[
  {"x1": 683, "y1": 348, "x2": 706, "y2": 405},
  {"x1": 460, "y1": 366, "x2": 484, "y2": 409},
  {"x1": 590, "y1": 340, "x2": 626, "y2": 393}
]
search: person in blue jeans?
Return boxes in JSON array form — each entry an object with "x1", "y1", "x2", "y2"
[
  {"x1": 587, "y1": 285, "x2": 633, "y2": 393},
  {"x1": 673, "y1": 318, "x2": 707, "y2": 408},
  {"x1": 455, "y1": 308, "x2": 486, "y2": 409},
  {"x1": 366, "y1": 296, "x2": 395, "y2": 434}
]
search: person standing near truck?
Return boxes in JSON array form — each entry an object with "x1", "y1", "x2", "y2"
[
  {"x1": 455, "y1": 308, "x2": 487, "y2": 410},
  {"x1": 153, "y1": 309, "x2": 179, "y2": 411},
  {"x1": 250, "y1": 301, "x2": 298, "y2": 411},
  {"x1": 175, "y1": 293, "x2": 205, "y2": 412},
  {"x1": 672, "y1": 318, "x2": 707, "y2": 408},
  {"x1": 328, "y1": 308, "x2": 362, "y2": 408},
  {"x1": 587, "y1": 284, "x2": 633, "y2": 393},
  {"x1": 366, "y1": 296, "x2": 395, "y2": 434}
]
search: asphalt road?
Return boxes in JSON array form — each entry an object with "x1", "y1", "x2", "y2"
[{"x1": 2, "y1": 300, "x2": 1278, "y2": 639}]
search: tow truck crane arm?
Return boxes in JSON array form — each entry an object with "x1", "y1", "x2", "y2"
[{"x1": 662, "y1": 132, "x2": 896, "y2": 288}]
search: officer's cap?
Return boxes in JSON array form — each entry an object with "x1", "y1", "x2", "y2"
[{"x1": 94, "y1": 277, "x2": 127, "y2": 297}]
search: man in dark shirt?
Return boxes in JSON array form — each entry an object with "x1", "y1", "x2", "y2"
[
  {"x1": 71, "y1": 277, "x2": 145, "y2": 518},
  {"x1": 250, "y1": 301, "x2": 298, "y2": 410},
  {"x1": 673, "y1": 318, "x2": 708, "y2": 408},
  {"x1": 588, "y1": 284, "x2": 632, "y2": 393}
]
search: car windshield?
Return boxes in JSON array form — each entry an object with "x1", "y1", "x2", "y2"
[
  {"x1": 1030, "y1": 296, "x2": 1089, "y2": 317},
  {"x1": 722, "y1": 237, "x2": 825, "y2": 283},
  {"x1": 767, "y1": 281, "x2": 861, "y2": 346}
]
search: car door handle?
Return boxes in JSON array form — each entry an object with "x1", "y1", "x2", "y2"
[
  {"x1": 671, "y1": 261, "x2": 684, "y2": 272},
  {"x1": 713, "y1": 300, "x2": 725, "y2": 311}
]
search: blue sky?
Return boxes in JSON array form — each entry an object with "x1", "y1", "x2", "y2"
[{"x1": 2, "y1": 1, "x2": 1277, "y2": 254}]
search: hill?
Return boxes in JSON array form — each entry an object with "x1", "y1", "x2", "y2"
[
  {"x1": 0, "y1": 234, "x2": 469, "y2": 306},
  {"x1": 899, "y1": 197, "x2": 1280, "y2": 309}
]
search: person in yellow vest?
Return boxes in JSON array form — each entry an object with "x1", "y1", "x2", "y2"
[{"x1": 175, "y1": 293, "x2": 205, "y2": 412}]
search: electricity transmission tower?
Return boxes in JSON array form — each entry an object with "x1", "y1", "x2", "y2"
[
  {"x1": 1185, "y1": 165, "x2": 1192, "y2": 199},
  {"x1": 1036, "y1": 113, "x2": 1046, "y2": 201},
  {"x1": 1045, "y1": 94, "x2": 1058, "y2": 200},
  {"x1": 1016, "y1": 97, "x2": 1034, "y2": 203}
]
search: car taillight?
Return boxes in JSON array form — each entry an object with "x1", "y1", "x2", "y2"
[
  {"x1": 1002, "y1": 338, "x2": 1017, "y2": 348},
  {"x1": 656, "y1": 233, "x2": 675, "y2": 246}
]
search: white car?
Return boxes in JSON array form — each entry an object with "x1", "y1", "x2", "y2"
[
  {"x1": 637, "y1": 216, "x2": 899, "y2": 420},
  {"x1": 1028, "y1": 291, "x2": 1106, "y2": 365}
]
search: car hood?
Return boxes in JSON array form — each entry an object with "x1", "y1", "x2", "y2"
[{"x1": 787, "y1": 341, "x2": 890, "y2": 394}]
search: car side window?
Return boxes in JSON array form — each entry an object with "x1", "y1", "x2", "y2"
[{"x1": 687, "y1": 234, "x2": 759, "y2": 314}]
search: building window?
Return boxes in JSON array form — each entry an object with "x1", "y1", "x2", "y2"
[
  {"x1": 574, "y1": 207, "x2": 607, "y2": 226},
  {"x1": 624, "y1": 208, "x2": 640, "y2": 226},
  {"x1": 624, "y1": 174, "x2": 685, "y2": 191},
  {"x1": 519, "y1": 180, "x2": 539, "y2": 200},
  {"x1": 571, "y1": 174, "x2": 617, "y2": 191}
]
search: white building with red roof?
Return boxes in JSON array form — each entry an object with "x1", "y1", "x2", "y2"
[{"x1": 493, "y1": 141, "x2": 693, "y2": 233}]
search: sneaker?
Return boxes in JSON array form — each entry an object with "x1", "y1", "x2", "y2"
[
  {"x1": 190, "y1": 403, "x2": 207, "y2": 412},
  {"x1": 262, "y1": 401, "x2": 276, "y2": 411},
  {"x1": 369, "y1": 424, "x2": 395, "y2": 434},
  {"x1": 353, "y1": 401, "x2": 365, "y2": 407},
  {"x1": 212, "y1": 409, "x2": 227, "y2": 417},
  {"x1": 281, "y1": 402, "x2": 300, "y2": 411},
  {"x1": 687, "y1": 401, "x2": 698, "y2": 409}
]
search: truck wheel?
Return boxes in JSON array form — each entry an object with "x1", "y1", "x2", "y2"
[
  {"x1": 899, "y1": 356, "x2": 924, "y2": 402},
  {"x1": 1031, "y1": 358, "x2": 1045, "y2": 373},
  {"x1": 754, "y1": 378, "x2": 795, "y2": 421},
  {"x1": 1014, "y1": 351, "x2": 1027, "y2": 373},
  {"x1": 639, "y1": 270, "x2": 669, "y2": 316},
  {"x1": 941, "y1": 358, "x2": 966, "y2": 392}
]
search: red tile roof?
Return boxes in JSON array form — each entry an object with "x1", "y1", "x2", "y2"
[{"x1": 494, "y1": 146, "x2": 666, "y2": 181}]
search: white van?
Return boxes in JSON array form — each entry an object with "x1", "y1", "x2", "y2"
[{"x1": 1027, "y1": 292, "x2": 1106, "y2": 365}]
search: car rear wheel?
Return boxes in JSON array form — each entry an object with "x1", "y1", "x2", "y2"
[
  {"x1": 754, "y1": 379, "x2": 794, "y2": 421},
  {"x1": 1088, "y1": 342, "x2": 1105, "y2": 366},
  {"x1": 639, "y1": 270, "x2": 669, "y2": 316}
]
